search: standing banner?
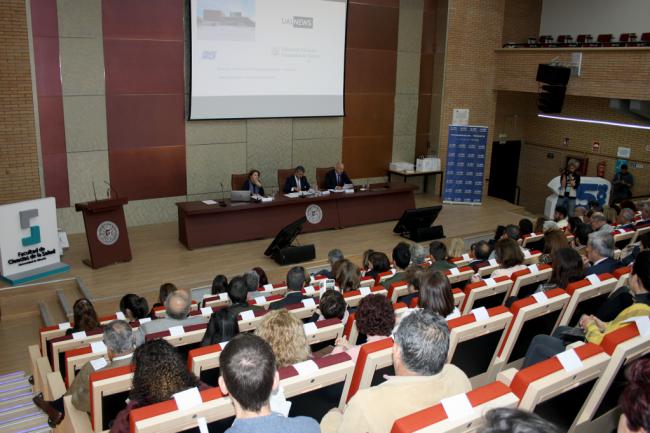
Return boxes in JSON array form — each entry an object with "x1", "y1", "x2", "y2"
[
  {"x1": 0, "y1": 197, "x2": 69, "y2": 285},
  {"x1": 443, "y1": 125, "x2": 488, "y2": 205}
]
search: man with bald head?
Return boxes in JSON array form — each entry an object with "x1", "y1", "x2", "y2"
[
  {"x1": 135, "y1": 290, "x2": 207, "y2": 345},
  {"x1": 325, "y1": 162, "x2": 352, "y2": 190}
]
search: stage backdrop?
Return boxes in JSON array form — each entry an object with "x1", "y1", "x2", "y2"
[{"x1": 442, "y1": 125, "x2": 488, "y2": 205}]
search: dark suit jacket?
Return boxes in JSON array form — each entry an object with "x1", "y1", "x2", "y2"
[
  {"x1": 585, "y1": 257, "x2": 620, "y2": 276},
  {"x1": 324, "y1": 170, "x2": 352, "y2": 190},
  {"x1": 283, "y1": 175, "x2": 310, "y2": 193},
  {"x1": 269, "y1": 291, "x2": 307, "y2": 310},
  {"x1": 242, "y1": 179, "x2": 265, "y2": 196}
]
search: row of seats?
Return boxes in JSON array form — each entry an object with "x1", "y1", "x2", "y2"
[{"x1": 503, "y1": 32, "x2": 650, "y2": 48}]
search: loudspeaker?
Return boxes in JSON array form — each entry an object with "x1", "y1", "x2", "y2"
[
  {"x1": 536, "y1": 64, "x2": 570, "y2": 86},
  {"x1": 406, "y1": 225, "x2": 445, "y2": 242},
  {"x1": 538, "y1": 84, "x2": 566, "y2": 113},
  {"x1": 272, "y1": 244, "x2": 316, "y2": 265}
]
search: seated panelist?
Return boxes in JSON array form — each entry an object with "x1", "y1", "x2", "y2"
[
  {"x1": 325, "y1": 162, "x2": 352, "y2": 190},
  {"x1": 242, "y1": 169, "x2": 265, "y2": 196},
  {"x1": 283, "y1": 165, "x2": 311, "y2": 193}
]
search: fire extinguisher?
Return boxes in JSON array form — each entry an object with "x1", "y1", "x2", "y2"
[{"x1": 597, "y1": 161, "x2": 606, "y2": 178}]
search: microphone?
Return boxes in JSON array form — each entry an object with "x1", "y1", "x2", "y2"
[
  {"x1": 104, "y1": 181, "x2": 119, "y2": 199},
  {"x1": 92, "y1": 181, "x2": 98, "y2": 202}
]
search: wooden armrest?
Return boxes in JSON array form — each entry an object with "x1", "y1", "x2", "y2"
[{"x1": 497, "y1": 368, "x2": 518, "y2": 386}]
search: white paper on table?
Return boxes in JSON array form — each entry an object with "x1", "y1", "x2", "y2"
[
  {"x1": 269, "y1": 386, "x2": 292, "y2": 417},
  {"x1": 440, "y1": 393, "x2": 473, "y2": 420},
  {"x1": 390, "y1": 268, "x2": 397, "y2": 276},
  {"x1": 115, "y1": 311, "x2": 126, "y2": 321},
  {"x1": 471, "y1": 307, "x2": 490, "y2": 322},
  {"x1": 556, "y1": 349, "x2": 583, "y2": 373},
  {"x1": 302, "y1": 298, "x2": 316, "y2": 308},
  {"x1": 320, "y1": 190, "x2": 330, "y2": 196},
  {"x1": 329, "y1": 188, "x2": 344, "y2": 193},
  {"x1": 169, "y1": 326, "x2": 185, "y2": 337},
  {"x1": 58, "y1": 322, "x2": 72, "y2": 330},
  {"x1": 462, "y1": 254, "x2": 471, "y2": 261},
  {"x1": 488, "y1": 259, "x2": 498, "y2": 266},
  {"x1": 523, "y1": 249, "x2": 532, "y2": 258},
  {"x1": 586, "y1": 274, "x2": 601, "y2": 285},
  {"x1": 343, "y1": 184, "x2": 354, "y2": 189},
  {"x1": 622, "y1": 316, "x2": 650, "y2": 337},
  {"x1": 218, "y1": 293, "x2": 229, "y2": 301},
  {"x1": 293, "y1": 360, "x2": 319, "y2": 376},
  {"x1": 532, "y1": 292, "x2": 548, "y2": 304},
  {"x1": 254, "y1": 297, "x2": 266, "y2": 306},
  {"x1": 202, "y1": 200, "x2": 217, "y2": 205},
  {"x1": 260, "y1": 197, "x2": 274, "y2": 203},
  {"x1": 483, "y1": 278, "x2": 497, "y2": 287},
  {"x1": 200, "y1": 307, "x2": 213, "y2": 317},
  {"x1": 90, "y1": 357, "x2": 108, "y2": 371},
  {"x1": 91, "y1": 341, "x2": 107, "y2": 353},
  {"x1": 197, "y1": 417, "x2": 209, "y2": 433},
  {"x1": 359, "y1": 287, "x2": 371, "y2": 296},
  {"x1": 284, "y1": 193, "x2": 301, "y2": 198},
  {"x1": 72, "y1": 331, "x2": 87, "y2": 340},
  {"x1": 263, "y1": 283, "x2": 274, "y2": 291},
  {"x1": 304, "y1": 285, "x2": 316, "y2": 295},
  {"x1": 240, "y1": 310, "x2": 255, "y2": 321},
  {"x1": 528, "y1": 264, "x2": 540, "y2": 273},
  {"x1": 138, "y1": 317, "x2": 152, "y2": 325},
  {"x1": 449, "y1": 267, "x2": 460, "y2": 276},
  {"x1": 173, "y1": 387, "x2": 203, "y2": 411},
  {"x1": 344, "y1": 189, "x2": 354, "y2": 194},
  {"x1": 446, "y1": 308, "x2": 461, "y2": 320},
  {"x1": 303, "y1": 322, "x2": 318, "y2": 335}
]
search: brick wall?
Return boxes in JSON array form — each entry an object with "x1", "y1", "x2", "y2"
[
  {"x1": 0, "y1": 0, "x2": 41, "y2": 204},
  {"x1": 501, "y1": 0, "x2": 541, "y2": 45}
]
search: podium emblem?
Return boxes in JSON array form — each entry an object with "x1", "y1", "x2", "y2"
[
  {"x1": 97, "y1": 221, "x2": 120, "y2": 246},
  {"x1": 305, "y1": 204, "x2": 323, "y2": 225}
]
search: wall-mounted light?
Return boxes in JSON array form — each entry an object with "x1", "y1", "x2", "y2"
[{"x1": 537, "y1": 113, "x2": 650, "y2": 131}]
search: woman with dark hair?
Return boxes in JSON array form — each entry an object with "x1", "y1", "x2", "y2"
[
  {"x1": 200, "y1": 308, "x2": 239, "y2": 346},
  {"x1": 361, "y1": 249, "x2": 375, "y2": 273},
  {"x1": 538, "y1": 230, "x2": 569, "y2": 264},
  {"x1": 316, "y1": 289, "x2": 348, "y2": 322},
  {"x1": 567, "y1": 216, "x2": 583, "y2": 234},
  {"x1": 252, "y1": 267, "x2": 268, "y2": 287},
  {"x1": 332, "y1": 294, "x2": 395, "y2": 361},
  {"x1": 365, "y1": 252, "x2": 390, "y2": 280},
  {"x1": 518, "y1": 218, "x2": 533, "y2": 237},
  {"x1": 537, "y1": 248, "x2": 585, "y2": 292},
  {"x1": 533, "y1": 217, "x2": 547, "y2": 234},
  {"x1": 67, "y1": 298, "x2": 99, "y2": 335},
  {"x1": 109, "y1": 340, "x2": 203, "y2": 433},
  {"x1": 242, "y1": 169, "x2": 265, "y2": 196},
  {"x1": 335, "y1": 259, "x2": 361, "y2": 293},
  {"x1": 571, "y1": 222, "x2": 593, "y2": 251},
  {"x1": 210, "y1": 275, "x2": 228, "y2": 295},
  {"x1": 418, "y1": 271, "x2": 456, "y2": 319},
  {"x1": 618, "y1": 357, "x2": 650, "y2": 433},
  {"x1": 491, "y1": 239, "x2": 527, "y2": 279},
  {"x1": 119, "y1": 294, "x2": 149, "y2": 321}
]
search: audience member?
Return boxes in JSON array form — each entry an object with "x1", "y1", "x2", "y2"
[
  {"x1": 150, "y1": 282, "x2": 178, "y2": 316},
  {"x1": 334, "y1": 259, "x2": 361, "y2": 293},
  {"x1": 410, "y1": 243, "x2": 429, "y2": 265},
  {"x1": 428, "y1": 241, "x2": 455, "y2": 271},
  {"x1": 218, "y1": 334, "x2": 320, "y2": 433},
  {"x1": 468, "y1": 240, "x2": 492, "y2": 272},
  {"x1": 518, "y1": 218, "x2": 533, "y2": 236},
  {"x1": 448, "y1": 237, "x2": 465, "y2": 258},
  {"x1": 417, "y1": 271, "x2": 456, "y2": 318},
  {"x1": 269, "y1": 266, "x2": 307, "y2": 309},
  {"x1": 618, "y1": 358, "x2": 650, "y2": 433},
  {"x1": 491, "y1": 239, "x2": 527, "y2": 278},
  {"x1": 211, "y1": 274, "x2": 229, "y2": 295},
  {"x1": 591, "y1": 212, "x2": 614, "y2": 234},
  {"x1": 574, "y1": 206, "x2": 587, "y2": 221},
  {"x1": 553, "y1": 205, "x2": 569, "y2": 229},
  {"x1": 617, "y1": 208, "x2": 636, "y2": 229},
  {"x1": 611, "y1": 164, "x2": 634, "y2": 204},
  {"x1": 366, "y1": 251, "x2": 391, "y2": 279},
  {"x1": 536, "y1": 248, "x2": 585, "y2": 292},
  {"x1": 228, "y1": 276, "x2": 264, "y2": 318},
  {"x1": 244, "y1": 270, "x2": 262, "y2": 300},
  {"x1": 489, "y1": 225, "x2": 522, "y2": 259},
  {"x1": 255, "y1": 309, "x2": 310, "y2": 368},
  {"x1": 533, "y1": 217, "x2": 546, "y2": 234},
  {"x1": 478, "y1": 408, "x2": 561, "y2": 433},
  {"x1": 543, "y1": 220, "x2": 559, "y2": 233},
  {"x1": 538, "y1": 230, "x2": 569, "y2": 264},
  {"x1": 253, "y1": 267, "x2": 268, "y2": 287},
  {"x1": 567, "y1": 216, "x2": 583, "y2": 234},
  {"x1": 315, "y1": 289, "x2": 348, "y2": 322},
  {"x1": 604, "y1": 206, "x2": 619, "y2": 225},
  {"x1": 619, "y1": 200, "x2": 638, "y2": 213},
  {"x1": 109, "y1": 340, "x2": 203, "y2": 433},
  {"x1": 201, "y1": 308, "x2": 240, "y2": 346},
  {"x1": 620, "y1": 232, "x2": 649, "y2": 267},
  {"x1": 522, "y1": 251, "x2": 650, "y2": 367},
  {"x1": 67, "y1": 298, "x2": 99, "y2": 335},
  {"x1": 382, "y1": 242, "x2": 411, "y2": 289},
  {"x1": 361, "y1": 249, "x2": 375, "y2": 272},
  {"x1": 584, "y1": 231, "x2": 619, "y2": 275},
  {"x1": 318, "y1": 248, "x2": 344, "y2": 278},
  {"x1": 636, "y1": 203, "x2": 650, "y2": 226},
  {"x1": 136, "y1": 290, "x2": 207, "y2": 345},
  {"x1": 588, "y1": 200, "x2": 603, "y2": 212},
  {"x1": 119, "y1": 294, "x2": 149, "y2": 321},
  {"x1": 320, "y1": 310, "x2": 471, "y2": 433},
  {"x1": 33, "y1": 320, "x2": 135, "y2": 425},
  {"x1": 571, "y1": 221, "x2": 593, "y2": 250}
]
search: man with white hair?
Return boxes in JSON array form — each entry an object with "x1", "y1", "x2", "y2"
[
  {"x1": 584, "y1": 231, "x2": 620, "y2": 275},
  {"x1": 636, "y1": 203, "x2": 650, "y2": 227},
  {"x1": 590, "y1": 212, "x2": 614, "y2": 234},
  {"x1": 325, "y1": 162, "x2": 352, "y2": 190},
  {"x1": 617, "y1": 208, "x2": 636, "y2": 230}
]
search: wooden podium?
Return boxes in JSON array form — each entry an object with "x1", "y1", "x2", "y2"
[{"x1": 75, "y1": 198, "x2": 131, "y2": 269}]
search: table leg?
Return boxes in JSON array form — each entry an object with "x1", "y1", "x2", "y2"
[{"x1": 423, "y1": 175, "x2": 428, "y2": 193}]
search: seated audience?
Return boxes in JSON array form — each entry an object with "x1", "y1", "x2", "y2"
[
  {"x1": 478, "y1": 408, "x2": 561, "y2": 433},
  {"x1": 110, "y1": 340, "x2": 203, "y2": 433},
  {"x1": 620, "y1": 232, "x2": 649, "y2": 267},
  {"x1": 67, "y1": 298, "x2": 100, "y2": 335},
  {"x1": 283, "y1": 165, "x2": 310, "y2": 193},
  {"x1": 588, "y1": 200, "x2": 603, "y2": 213},
  {"x1": 574, "y1": 206, "x2": 587, "y2": 221},
  {"x1": 269, "y1": 266, "x2": 307, "y2": 309},
  {"x1": 604, "y1": 206, "x2": 619, "y2": 225},
  {"x1": 543, "y1": 220, "x2": 559, "y2": 233},
  {"x1": 553, "y1": 205, "x2": 569, "y2": 229},
  {"x1": 255, "y1": 309, "x2": 310, "y2": 368},
  {"x1": 149, "y1": 282, "x2": 178, "y2": 317},
  {"x1": 618, "y1": 358, "x2": 650, "y2": 433},
  {"x1": 136, "y1": 290, "x2": 207, "y2": 345},
  {"x1": 314, "y1": 289, "x2": 348, "y2": 322},
  {"x1": 538, "y1": 229, "x2": 569, "y2": 264},
  {"x1": 244, "y1": 269, "x2": 262, "y2": 300},
  {"x1": 533, "y1": 217, "x2": 547, "y2": 234},
  {"x1": 228, "y1": 276, "x2": 264, "y2": 317},
  {"x1": 320, "y1": 310, "x2": 471, "y2": 433},
  {"x1": 410, "y1": 244, "x2": 429, "y2": 266},
  {"x1": 119, "y1": 294, "x2": 149, "y2": 321},
  {"x1": 617, "y1": 208, "x2": 636, "y2": 230},
  {"x1": 253, "y1": 267, "x2": 268, "y2": 287},
  {"x1": 584, "y1": 231, "x2": 619, "y2": 275},
  {"x1": 332, "y1": 294, "x2": 395, "y2": 361},
  {"x1": 382, "y1": 242, "x2": 411, "y2": 289},
  {"x1": 571, "y1": 221, "x2": 593, "y2": 251},
  {"x1": 518, "y1": 218, "x2": 533, "y2": 236},
  {"x1": 448, "y1": 237, "x2": 466, "y2": 258},
  {"x1": 591, "y1": 212, "x2": 614, "y2": 234},
  {"x1": 242, "y1": 168, "x2": 265, "y2": 196},
  {"x1": 218, "y1": 334, "x2": 320, "y2": 433},
  {"x1": 537, "y1": 248, "x2": 585, "y2": 293},
  {"x1": 522, "y1": 251, "x2": 650, "y2": 367},
  {"x1": 365, "y1": 251, "x2": 391, "y2": 280},
  {"x1": 211, "y1": 274, "x2": 228, "y2": 295},
  {"x1": 489, "y1": 224, "x2": 522, "y2": 259},
  {"x1": 325, "y1": 162, "x2": 352, "y2": 190},
  {"x1": 200, "y1": 308, "x2": 240, "y2": 346},
  {"x1": 567, "y1": 216, "x2": 583, "y2": 234},
  {"x1": 361, "y1": 249, "x2": 375, "y2": 272},
  {"x1": 619, "y1": 200, "x2": 638, "y2": 213},
  {"x1": 417, "y1": 271, "x2": 457, "y2": 319},
  {"x1": 428, "y1": 241, "x2": 455, "y2": 271},
  {"x1": 636, "y1": 203, "x2": 650, "y2": 226},
  {"x1": 318, "y1": 248, "x2": 344, "y2": 279},
  {"x1": 33, "y1": 320, "x2": 135, "y2": 425},
  {"x1": 490, "y1": 239, "x2": 527, "y2": 279},
  {"x1": 468, "y1": 240, "x2": 492, "y2": 272},
  {"x1": 335, "y1": 259, "x2": 361, "y2": 293}
]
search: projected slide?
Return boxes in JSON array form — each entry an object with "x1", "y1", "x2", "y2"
[{"x1": 190, "y1": 0, "x2": 347, "y2": 119}]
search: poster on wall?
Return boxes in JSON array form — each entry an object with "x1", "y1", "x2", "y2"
[{"x1": 442, "y1": 125, "x2": 488, "y2": 205}]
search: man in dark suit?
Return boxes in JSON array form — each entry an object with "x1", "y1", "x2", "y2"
[
  {"x1": 269, "y1": 266, "x2": 307, "y2": 310},
  {"x1": 283, "y1": 165, "x2": 311, "y2": 193},
  {"x1": 584, "y1": 231, "x2": 620, "y2": 275},
  {"x1": 325, "y1": 162, "x2": 352, "y2": 190}
]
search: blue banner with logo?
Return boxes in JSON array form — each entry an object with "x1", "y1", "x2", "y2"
[{"x1": 442, "y1": 125, "x2": 488, "y2": 205}]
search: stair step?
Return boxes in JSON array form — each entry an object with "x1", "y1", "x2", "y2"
[
  {"x1": 0, "y1": 384, "x2": 32, "y2": 400},
  {"x1": 0, "y1": 410, "x2": 46, "y2": 428},
  {"x1": 0, "y1": 395, "x2": 33, "y2": 413},
  {"x1": 0, "y1": 390, "x2": 33, "y2": 403},
  {"x1": 0, "y1": 377, "x2": 30, "y2": 393},
  {"x1": 0, "y1": 413, "x2": 50, "y2": 433},
  {"x1": 0, "y1": 372, "x2": 25, "y2": 384},
  {"x1": 0, "y1": 402, "x2": 41, "y2": 424}
]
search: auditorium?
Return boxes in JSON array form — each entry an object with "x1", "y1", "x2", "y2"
[{"x1": 1, "y1": 0, "x2": 649, "y2": 432}]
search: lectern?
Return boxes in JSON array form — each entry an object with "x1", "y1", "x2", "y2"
[{"x1": 75, "y1": 198, "x2": 131, "y2": 269}]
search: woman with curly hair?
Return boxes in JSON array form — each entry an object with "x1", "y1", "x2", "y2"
[
  {"x1": 255, "y1": 309, "x2": 310, "y2": 368},
  {"x1": 618, "y1": 357, "x2": 650, "y2": 433},
  {"x1": 109, "y1": 340, "x2": 203, "y2": 433},
  {"x1": 332, "y1": 294, "x2": 395, "y2": 362}
]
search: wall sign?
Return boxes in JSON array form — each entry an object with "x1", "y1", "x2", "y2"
[
  {"x1": 443, "y1": 125, "x2": 488, "y2": 205},
  {"x1": 305, "y1": 204, "x2": 323, "y2": 224}
]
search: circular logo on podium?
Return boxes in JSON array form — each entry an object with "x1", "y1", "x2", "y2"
[
  {"x1": 305, "y1": 204, "x2": 323, "y2": 225},
  {"x1": 97, "y1": 221, "x2": 120, "y2": 246}
]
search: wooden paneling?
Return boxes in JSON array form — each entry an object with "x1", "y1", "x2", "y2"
[
  {"x1": 345, "y1": 49, "x2": 397, "y2": 93},
  {"x1": 343, "y1": 135, "x2": 393, "y2": 178},
  {"x1": 101, "y1": 0, "x2": 184, "y2": 40},
  {"x1": 343, "y1": 94, "x2": 395, "y2": 137}
]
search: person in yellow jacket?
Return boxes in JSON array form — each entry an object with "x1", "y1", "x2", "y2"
[{"x1": 522, "y1": 250, "x2": 649, "y2": 367}]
